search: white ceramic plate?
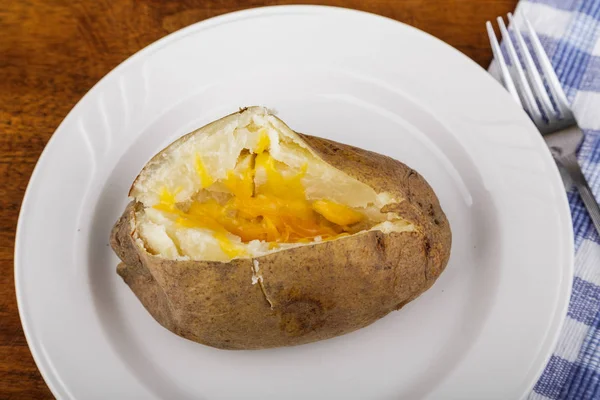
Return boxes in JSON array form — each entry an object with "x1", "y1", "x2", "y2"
[{"x1": 15, "y1": 6, "x2": 573, "y2": 400}]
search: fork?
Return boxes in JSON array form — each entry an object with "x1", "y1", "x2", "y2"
[{"x1": 487, "y1": 13, "x2": 600, "y2": 235}]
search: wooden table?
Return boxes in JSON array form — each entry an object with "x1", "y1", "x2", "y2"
[{"x1": 1, "y1": 0, "x2": 518, "y2": 398}]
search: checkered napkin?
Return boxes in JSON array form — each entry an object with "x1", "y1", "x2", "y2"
[{"x1": 489, "y1": 1, "x2": 600, "y2": 398}]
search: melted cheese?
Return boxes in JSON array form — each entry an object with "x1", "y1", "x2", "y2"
[{"x1": 153, "y1": 151, "x2": 366, "y2": 246}]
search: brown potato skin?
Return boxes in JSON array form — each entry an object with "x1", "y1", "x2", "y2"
[{"x1": 110, "y1": 113, "x2": 451, "y2": 350}]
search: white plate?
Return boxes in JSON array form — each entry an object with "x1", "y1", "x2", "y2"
[{"x1": 15, "y1": 5, "x2": 573, "y2": 400}]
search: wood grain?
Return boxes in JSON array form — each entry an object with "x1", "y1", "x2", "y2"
[{"x1": 0, "y1": 0, "x2": 518, "y2": 398}]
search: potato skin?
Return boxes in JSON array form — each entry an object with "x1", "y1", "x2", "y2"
[{"x1": 110, "y1": 111, "x2": 451, "y2": 350}]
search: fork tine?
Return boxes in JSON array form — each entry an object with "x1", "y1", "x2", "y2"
[
  {"x1": 497, "y1": 16, "x2": 543, "y2": 124},
  {"x1": 486, "y1": 21, "x2": 522, "y2": 107},
  {"x1": 523, "y1": 17, "x2": 573, "y2": 119},
  {"x1": 508, "y1": 13, "x2": 557, "y2": 121}
]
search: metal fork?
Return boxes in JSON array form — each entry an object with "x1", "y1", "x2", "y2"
[{"x1": 487, "y1": 13, "x2": 600, "y2": 235}]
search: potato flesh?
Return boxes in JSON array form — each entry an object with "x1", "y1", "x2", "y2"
[{"x1": 133, "y1": 109, "x2": 413, "y2": 261}]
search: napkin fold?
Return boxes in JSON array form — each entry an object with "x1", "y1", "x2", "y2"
[{"x1": 490, "y1": 1, "x2": 600, "y2": 399}]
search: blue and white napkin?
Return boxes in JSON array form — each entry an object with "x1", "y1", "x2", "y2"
[{"x1": 492, "y1": 1, "x2": 600, "y2": 399}]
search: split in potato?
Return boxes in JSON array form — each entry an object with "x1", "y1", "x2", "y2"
[{"x1": 131, "y1": 109, "x2": 413, "y2": 262}]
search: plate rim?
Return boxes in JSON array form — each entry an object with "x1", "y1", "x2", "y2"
[{"x1": 14, "y1": 5, "x2": 574, "y2": 399}]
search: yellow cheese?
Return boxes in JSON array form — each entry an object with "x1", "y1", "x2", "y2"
[{"x1": 153, "y1": 151, "x2": 363, "y2": 245}]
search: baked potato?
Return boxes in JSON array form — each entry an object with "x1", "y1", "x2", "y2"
[{"x1": 110, "y1": 106, "x2": 451, "y2": 350}]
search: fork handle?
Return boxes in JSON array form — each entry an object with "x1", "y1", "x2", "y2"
[{"x1": 558, "y1": 154, "x2": 600, "y2": 236}]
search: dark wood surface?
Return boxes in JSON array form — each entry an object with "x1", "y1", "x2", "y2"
[{"x1": 1, "y1": 0, "x2": 518, "y2": 398}]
